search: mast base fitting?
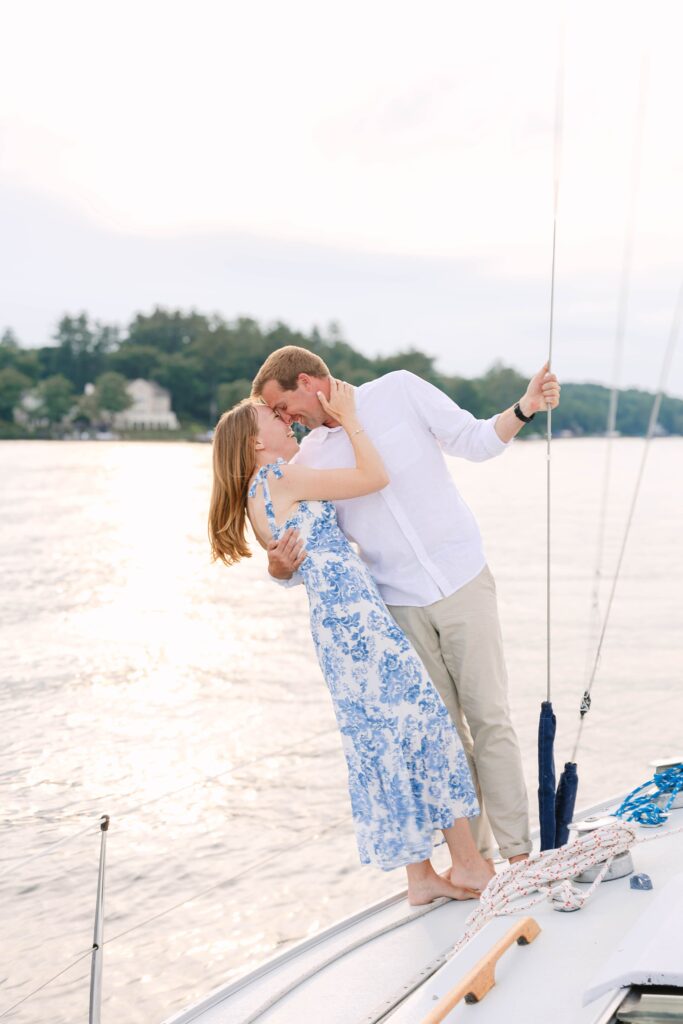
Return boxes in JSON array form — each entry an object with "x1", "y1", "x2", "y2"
[{"x1": 573, "y1": 850, "x2": 634, "y2": 884}]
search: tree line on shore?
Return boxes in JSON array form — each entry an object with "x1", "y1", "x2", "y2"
[{"x1": 1, "y1": 307, "x2": 682, "y2": 437}]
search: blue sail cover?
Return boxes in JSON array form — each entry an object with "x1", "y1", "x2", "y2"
[
  {"x1": 538, "y1": 700, "x2": 557, "y2": 851},
  {"x1": 555, "y1": 761, "x2": 578, "y2": 847}
]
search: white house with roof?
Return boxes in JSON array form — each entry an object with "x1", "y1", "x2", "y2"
[
  {"x1": 13, "y1": 390, "x2": 45, "y2": 427},
  {"x1": 113, "y1": 379, "x2": 179, "y2": 430}
]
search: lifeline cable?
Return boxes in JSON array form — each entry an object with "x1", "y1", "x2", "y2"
[
  {"x1": 1, "y1": 724, "x2": 339, "y2": 831},
  {"x1": 571, "y1": 278, "x2": 683, "y2": 762},
  {"x1": 0, "y1": 812, "x2": 351, "y2": 1020},
  {"x1": 94, "y1": 812, "x2": 351, "y2": 950},
  {"x1": 0, "y1": 817, "x2": 101, "y2": 881},
  {"x1": 0, "y1": 947, "x2": 94, "y2": 1020}
]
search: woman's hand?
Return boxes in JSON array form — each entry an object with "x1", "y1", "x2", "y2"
[{"x1": 317, "y1": 379, "x2": 357, "y2": 426}]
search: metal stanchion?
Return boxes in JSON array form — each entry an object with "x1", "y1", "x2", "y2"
[{"x1": 89, "y1": 815, "x2": 110, "y2": 1024}]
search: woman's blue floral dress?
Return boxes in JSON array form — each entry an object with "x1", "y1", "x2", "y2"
[{"x1": 250, "y1": 459, "x2": 479, "y2": 870}]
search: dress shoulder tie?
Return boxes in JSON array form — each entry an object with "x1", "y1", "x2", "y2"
[{"x1": 248, "y1": 458, "x2": 286, "y2": 532}]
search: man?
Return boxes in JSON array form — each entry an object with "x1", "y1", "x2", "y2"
[{"x1": 251, "y1": 347, "x2": 560, "y2": 863}]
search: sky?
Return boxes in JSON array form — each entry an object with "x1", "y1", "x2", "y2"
[{"x1": 2, "y1": 0, "x2": 683, "y2": 394}]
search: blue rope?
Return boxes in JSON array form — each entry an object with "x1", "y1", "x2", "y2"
[{"x1": 613, "y1": 765, "x2": 683, "y2": 825}]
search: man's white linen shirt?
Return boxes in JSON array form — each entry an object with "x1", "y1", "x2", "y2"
[{"x1": 287, "y1": 371, "x2": 511, "y2": 607}]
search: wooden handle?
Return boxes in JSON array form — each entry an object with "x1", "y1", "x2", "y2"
[{"x1": 419, "y1": 917, "x2": 541, "y2": 1024}]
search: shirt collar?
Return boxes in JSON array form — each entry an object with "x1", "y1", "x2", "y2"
[
  {"x1": 306, "y1": 384, "x2": 361, "y2": 442},
  {"x1": 307, "y1": 424, "x2": 344, "y2": 444}
]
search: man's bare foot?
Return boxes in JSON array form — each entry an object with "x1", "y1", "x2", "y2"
[
  {"x1": 448, "y1": 860, "x2": 495, "y2": 894},
  {"x1": 408, "y1": 872, "x2": 479, "y2": 906},
  {"x1": 437, "y1": 866, "x2": 481, "y2": 897},
  {"x1": 509, "y1": 853, "x2": 529, "y2": 865}
]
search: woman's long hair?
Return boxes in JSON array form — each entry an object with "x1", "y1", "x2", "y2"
[{"x1": 208, "y1": 400, "x2": 259, "y2": 566}]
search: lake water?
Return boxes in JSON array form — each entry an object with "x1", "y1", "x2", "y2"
[{"x1": 1, "y1": 437, "x2": 681, "y2": 1023}]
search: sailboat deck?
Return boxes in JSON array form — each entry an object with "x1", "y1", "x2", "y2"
[{"x1": 164, "y1": 800, "x2": 683, "y2": 1024}]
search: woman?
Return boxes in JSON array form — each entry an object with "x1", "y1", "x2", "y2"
[{"x1": 208, "y1": 381, "x2": 494, "y2": 904}]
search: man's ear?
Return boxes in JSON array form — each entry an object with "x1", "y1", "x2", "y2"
[{"x1": 298, "y1": 373, "x2": 313, "y2": 392}]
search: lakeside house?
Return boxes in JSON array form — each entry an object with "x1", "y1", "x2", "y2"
[
  {"x1": 112, "y1": 379, "x2": 179, "y2": 431},
  {"x1": 13, "y1": 391, "x2": 46, "y2": 428}
]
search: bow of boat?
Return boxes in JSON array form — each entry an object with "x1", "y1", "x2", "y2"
[{"x1": 162, "y1": 798, "x2": 683, "y2": 1024}]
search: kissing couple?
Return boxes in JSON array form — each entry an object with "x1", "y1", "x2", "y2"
[{"x1": 209, "y1": 346, "x2": 560, "y2": 903}]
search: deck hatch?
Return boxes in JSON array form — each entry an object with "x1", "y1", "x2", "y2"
[
  {"x1": 584, "y1": 874, "x2": 683, "y2": 1005},
  {"x1": 615, "y1": 986, "x2": 683, "y2": 1022}
]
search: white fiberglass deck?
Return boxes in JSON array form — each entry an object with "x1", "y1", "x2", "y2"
[{"x1": 163, "y1": 800, "x2": 683, "y2": 1024}]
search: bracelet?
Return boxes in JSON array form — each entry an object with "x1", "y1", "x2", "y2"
[{"x1": 350, "y1": 427, "x2": 365, "y2": 437}]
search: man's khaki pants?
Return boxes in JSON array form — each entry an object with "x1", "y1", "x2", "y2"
[{"x1": 388, "y1": 565, "x2": 531, "y2": 861}]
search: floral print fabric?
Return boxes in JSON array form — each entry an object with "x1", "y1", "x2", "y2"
[{"x1": 250, "y1": 460, "x2": 479, "y2": 870}]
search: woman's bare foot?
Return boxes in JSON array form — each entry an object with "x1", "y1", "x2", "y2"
[
  {"x1": 408, "y1": 873, "x2": 479, "y2": 906},
  {"x1": 406, "y1": 859, "x2": 479, "y2": 906}
]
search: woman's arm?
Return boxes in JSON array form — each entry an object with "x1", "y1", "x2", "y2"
[{"x1": 281, "y1": 380, "x2": 389, "y2": 502}]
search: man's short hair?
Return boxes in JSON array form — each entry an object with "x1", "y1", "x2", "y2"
[{"x1": 251, "y1": 346, "x2": 330, "y2": 397}]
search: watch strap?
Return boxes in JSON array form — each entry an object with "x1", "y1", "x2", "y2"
[{"x1": 513, "y1": 401, "x2": 535, "y2": 424}]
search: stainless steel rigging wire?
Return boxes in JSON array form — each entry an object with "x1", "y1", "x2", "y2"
[
  {"x1": 546, "y1": 26, "x2": 564, "y2": 703},
  {"x1": 582, "y1": 57, "x2": 649, "y2": 702},
  {"x1": 0, "y1": 726, "x2": 339, "y2": 862},
  {"x1": 571, "y1": 279, "x2": 683, "y2": 762},
  {"x1": 0, "y1": 947, "x2": 94, "y2": 1020},
  {"x1": 0, "y1": 817, "x2": 100, "y2": 881},
  {"x1": 0, "y1": 729, "x2": 341, "y2": 1015}
]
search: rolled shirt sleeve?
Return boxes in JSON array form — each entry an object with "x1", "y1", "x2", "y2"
[
  {"x1": 268, "y1": 569, "x2": 304, "y2": 588},
  {"x1": 399, "y1": 371, "x2": 510, "y2": 462}
]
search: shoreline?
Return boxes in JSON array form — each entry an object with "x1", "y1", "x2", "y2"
[{"x1": 1, "y1": 432, "x2": 681, "y2": 444}]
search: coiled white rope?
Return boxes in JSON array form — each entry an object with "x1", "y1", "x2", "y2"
[{"x1": 452, "y1": 819, "x2": 638, "y2": 951}]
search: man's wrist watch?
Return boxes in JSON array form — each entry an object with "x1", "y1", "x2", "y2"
[{"x1": 513, "y1": 401, "x2": 535, "y2": 424}]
